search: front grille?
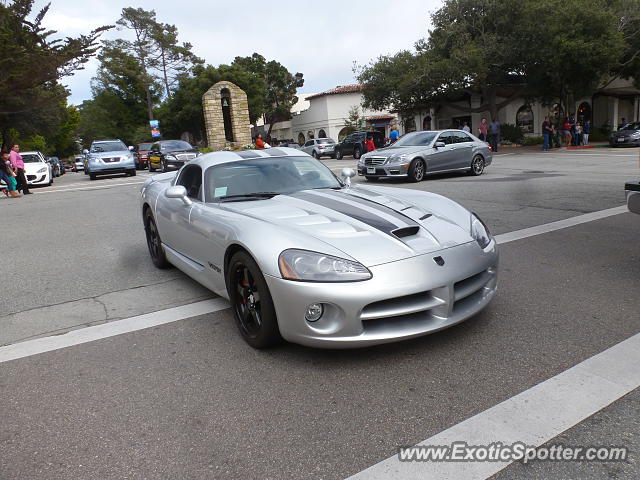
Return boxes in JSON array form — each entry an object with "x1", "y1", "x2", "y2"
[
  {"x1": 361, "y1": 290, "x2": 444, "y2": 321},
  {"x1": 454, "y1": 270, "x2": 492, "y2": 303},
  {"x1": 27, "y1": 175, "x2": 36, "y2": 180},
  {"x1": 365, "y1": 157, "x2": 387, "y2": 165},
  {"x1": 102, "y1": 157, "x2": 120, "y2": 163},
  {"x1": 176, "y1": 153, "x2": 197, "y2": 161}
]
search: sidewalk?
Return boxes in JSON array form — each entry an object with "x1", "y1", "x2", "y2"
[{"x1": 493, "y1": 143, "x2": 611, "y2": 155}]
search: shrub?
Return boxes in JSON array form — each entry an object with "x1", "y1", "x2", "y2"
[
  {"x1": 522, "y1": 136, "x2": 543, "y2": 146},
  {"x1": 500, "y1": 123, "x2": 525, "y2": 145}
]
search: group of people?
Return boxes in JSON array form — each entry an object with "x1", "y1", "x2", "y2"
[
  {"x1": 477, "y1": 118, "x2": 502, "y2": 152},
  {"x1": 542, "y1": 114, "x2": 591, "y2": 151},
  {"x1": 1, "y1": 144, "x2": 30, "y2": 198}
]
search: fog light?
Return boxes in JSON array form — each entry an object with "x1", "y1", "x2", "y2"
[{"x1": 305, "y1": 303, "x2": 324, "y2": 322}]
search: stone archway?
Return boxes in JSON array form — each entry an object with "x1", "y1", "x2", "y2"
[{"x1": 202, "y1": 81, "x2": 252, "y2": 149}]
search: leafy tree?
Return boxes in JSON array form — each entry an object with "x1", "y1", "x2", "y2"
[
  {"x1": 0, "y1": 0, "x2": 110, "y2": 147},
  {"x1": 151, "y1": 23, "x2": 203, "y2": 98},
  {"x1": 357, "y1": 0, "x2": 629, "y2": 119},
  {"x1": 342, "y1": 106, "x2": 364, "y2": 136}
]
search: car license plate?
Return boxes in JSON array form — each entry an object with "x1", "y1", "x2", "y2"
[
  {"x1": 617, "y1": 137, "x2": 624, "y2": 142},
  {"x1": 367, "y1": 167, "x2": 376, "y2": 174}
]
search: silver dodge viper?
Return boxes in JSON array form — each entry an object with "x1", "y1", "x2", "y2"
[{"x1": 140, "y1": 148, "x2": 498, "y2": 348}]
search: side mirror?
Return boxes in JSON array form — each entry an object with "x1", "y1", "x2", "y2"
[
  {"x1": 341, "y1": 167, "x2": 356, "y2": 187},
  {"x1": 165, "y1": 185, "x2": 192, "y2": 206},
  {"x1": 82, "y1": 149, "x2": 89, "y2": 155},
  {"x1": 128, "y1": 146, "x2": 134, "y2": 151},
  {"x1": 434, "y1": 141, "x2": 446, "y2": 148}
]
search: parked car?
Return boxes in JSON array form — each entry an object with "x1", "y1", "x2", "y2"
[
  {"x1": 136, "y1": 142, "x2": 154, "y2": 170},
  {"x1": 84, "y1": 139, "x2": 136, "y2": 180},
  {"x1": 140, "y1": 148, "x2": 498, "y2": 349},
  {"x1": 334, "y1": 130, "x2": 385, "y2": 159},
  {"x1": 74, "y1": 155, "x2": 84, "y2": 172},
  {"x1": 22, "y1": 151, "x2": 52, "y2": 186},
  {"x1": 627, "y1": 181, "x2": 640, "y2": 214},
  {"x1": 610, "y1": 122, "x2": 640, "y2": 147},
  {"x1": 47, "y1": 156, "x2": 63, "y2": 177},
  {"x1": 148, "y1": 140, "x2": 199, "y2": 172},
  {"x1": 301, "y1": 138, "x2": 336, "y2": 159},
  {"x1": 358, "y1": 130, "x2": 492, "y2": 182},
  {"x1": 276, "y1": 141, "x2": 300, "y2": 149}
]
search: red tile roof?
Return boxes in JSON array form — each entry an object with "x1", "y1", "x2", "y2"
[
  {"x1": 366, "y1": 114, "x2": 396, "y2": 121},
  {"x1": 305, "y1": 84, "x2": 363, "y2": 100}
]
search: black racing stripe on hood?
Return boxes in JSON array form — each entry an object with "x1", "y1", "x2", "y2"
[
  {"x1": 319, "y1": 190, "x2": 421, "y2": 228},
  {"x1": 291, "y1": 191, "x2": 415, "y2": 235}
]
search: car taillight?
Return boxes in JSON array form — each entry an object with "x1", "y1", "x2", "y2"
[
  {"x1": 487, "y1": 145, "x2": 492, "y2": 151},
  {"x1": 318, "y1": 145, "x2": 324, "y2": 149}
]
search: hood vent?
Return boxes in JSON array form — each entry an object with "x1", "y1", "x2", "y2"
[{"x1": 392, "y1": 226, "x2": 420, "y2": 238}]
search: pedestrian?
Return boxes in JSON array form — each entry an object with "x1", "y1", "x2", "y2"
[
  {"x1": 255, "y1": 134, "x2": 265, "y2": 149},
  {"x1": 478, "y1": 118, "x2": 488, "y2": 142},
  {"x1": 562, "y1": 118, "x2": 571, "y2": 147},
  {"x1": 365, "y1": 135, "x2": 375, "y2": 152},
  {"x1": 568, "y1": 113, "x2": 576, "y2": 146},
  {"x1": 461, "y1": 122, "x2": 470, "y2": 133},
  {"x1": 574, "y1": 122, "x2": 582, "y2": 146},
  {"x1": 583, "y1": 120, "x2": 591, "y2": 146},
  {"x1": 488, "y1": 118, "x2": 500, "y2": 152},
  {"x1": 389, "y1": 126, "x2": 399, "y2": 144},
  {"x1": 9, "y1": 144, "x2": 30, "y2": 194},
  {"x1": 542, "y1": 116, "x2": 552, "y2": 151},
  {"x1": 1, "y1": 149, "x2": 20, "y2": 198}
]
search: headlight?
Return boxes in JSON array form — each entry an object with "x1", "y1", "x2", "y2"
[
  {"x1": 165, "y1": 154, "x2": 177, "y2": 160},
  {"x1": 278, "y1": 249, "x2": 372, "y2": 282},
  {"x1": 470, "y1": 213, "x2": 492, "y2": 249},
  {"x1": 91, "y1": 157, "x2": 102, "y2": 163},
  {"x1": 388, "y1": 154, "x2": 408, "y2": 164},
  {"x1": 37, "y1": 167, "x2": 47, "y2": 173}
]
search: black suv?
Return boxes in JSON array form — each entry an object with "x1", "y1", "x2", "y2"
[{"x1": 334, "y1": 130, "x2": 385, "y2": 159}]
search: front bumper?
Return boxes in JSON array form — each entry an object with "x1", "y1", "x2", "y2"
[
  {"x1": 357, "y1": 162, "x2": 409, "y2": 177},
  {"x1": 26, "y1": 173, "x2": 49, "y2": 185},
  {"x1": 626, "y1": 182, "x2": 640, "y2": 214},
  {"x1": 610, "y1": 136, "x2": 640, "y2": 146},
  {"x1": 89, "y1": 160, "x2": 135, "y2": 174},
  {"x1": 264, "y1": 240, "x2": 498, "y2": 348}
]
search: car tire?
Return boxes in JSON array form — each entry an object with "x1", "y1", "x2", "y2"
[
  {"x1": 161, "y1": 161, "x2": 167, "y2": 173},
  {"x1": 335, "y1": 150, "x2": 343, "y2": 160},
  {"x1": 143, "y1": 209, "x2": 170, "y2": 269},
  {"x1": 469, "y1": 155, "x2": 485, "y2": 176},
  {"x1": 353, "y1": 148, "x2": 361, "y2": 160},
  {"x1": 331, "y1": 153, "x2": 336, "y2": 159},
  {"x1": 312, "y1": 151, "x2": 319, "y2": 159},
  {"x1": 89, "y1": 173, "x2": 96, "y2": 180},
  {"x1": 128, "y1": 170, "x2": 136, "y2": 177},
  {"x1": 408, "y1": 158, "x2": 426, "y2": 182},
  {"x1": 227, "y1": 251, "x2": 282, "y2": 349}
]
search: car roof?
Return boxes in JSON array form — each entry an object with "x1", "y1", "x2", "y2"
[
  {"x1": 188, "y1": 147, "x2": 308, "y2": 169},
  {"x1": 20, "y1": 151, "x2": 42, "y2": 155},
  {"x1": 92, "y1": 139, "x2": 122, "y2": 143}
]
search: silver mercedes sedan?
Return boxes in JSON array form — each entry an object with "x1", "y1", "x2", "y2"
[
  {"x1": 140, "y1": 148, "x2": 498, "y2": 349},
  {"x1": 358, "y1": 130, "x2": 492, "y2": 182}
]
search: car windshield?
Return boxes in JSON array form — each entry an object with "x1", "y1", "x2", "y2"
[
  {"x1": 393, "y1": 131, "x2": 438, "y2": 146},
  {"x1": 139, "y1": 143, "x2": 153, "y2": 150},
  {"x1": 91, "y1": 141, "x2": 127, "y2": 153},
  {"x1": 204, "y1": 156, "x2": 342, "y2": 202},
  {"x1": 161, "y1": 140, "x2": 192, "y2": 151},
  {"x1": 620, "y1": 122, "x2": 640, "y2": 131},
  {"x1": 317, "y1": 139, "x2": 335, "y2": 144},
  {"x1": 22, "y1": 154, "x2": 42, "y2": 163}
]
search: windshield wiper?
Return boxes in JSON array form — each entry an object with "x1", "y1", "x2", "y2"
[{"x1": 218, "y1": 192, "x2": 280, "y2": 202}]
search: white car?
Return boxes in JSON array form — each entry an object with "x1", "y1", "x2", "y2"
[
  {"x1": 22, "y1": 151, "x2": 52, "y2": 186},
  {"x1": 74, "y1": 156, "x2": 84, "y2": 171}
]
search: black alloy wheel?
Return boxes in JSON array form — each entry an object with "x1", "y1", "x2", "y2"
[
  {"x1": 143, "y1": 210, "x2": 170, "y2": 269},
  {"x1": 227, "y1": 251, "x2": 281, "y2": 348},
  {"x1": 470, "y1": 155, "x2": 485, "y2": 176}
]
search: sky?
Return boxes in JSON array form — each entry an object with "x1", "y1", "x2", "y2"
[{"x1": 36, "y1": 0, "x2": 442, "y2": 105}]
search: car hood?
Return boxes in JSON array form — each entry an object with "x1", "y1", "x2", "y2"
[
  {"x1": 612, "y1": 130, "x2": 639, "y2": 137},
  {"x1": 365, "y1": 145, "x2": 431, "y2": 158},
  {"x1": 163, "y1": 148, "x2": 199, "y2": 154},
  {"x1": 220, "y1": 187, "x2": 474, "y2": 266},
  {"x1": 23, "y1": 162, "x2": 48, "y2": 173},
  {"x1": 90, "y1": 150, "x2": 132, "y2": 159}
]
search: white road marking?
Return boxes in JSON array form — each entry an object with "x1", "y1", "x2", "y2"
[
  {"x1": 0, "y1": 298, "x2": 229, "y2": 364},
  {"x1": 34, "y1": 180, "x2": 145, "y2": 194},
  {"x1": 494, "y1": 205, "x2": 629, "y2": 244},
  {"x1": 346, "y1": 333, "x2": 640, "y2": 480}
]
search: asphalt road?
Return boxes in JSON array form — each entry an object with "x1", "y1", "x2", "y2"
[{"x1": 1, "y1": 148, "x2": 638, "y2": 479}]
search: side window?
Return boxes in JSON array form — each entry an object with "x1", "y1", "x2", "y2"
[
  {"x1": 151, "y1": 143, "x2": 159, "y2": 152},
  {"x1": 453, "y1": 131, "x2": 473, "y2": 143},
  {"x1": 437, "y1": 133, "x2": 452, "y2": 145},
  {"x1": 176, "y1": 165, "x2": 203, "y2": 200},
  {"x1": 304, "y1": 140, "x2": 313, "y2": 147}
]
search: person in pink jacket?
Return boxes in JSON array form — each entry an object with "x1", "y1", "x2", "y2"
[{"x1": 10, "y1": 144, "x2": 31, "y2": 194}]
